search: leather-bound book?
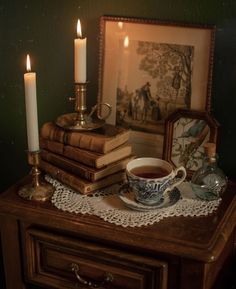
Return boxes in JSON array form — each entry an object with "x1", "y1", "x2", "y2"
[
  {"x1": 40, "y1": 122, "x2": 130, "y2": 153},
  {"x1": 41, "y1": 149, "x2": 135, "y2": 181},
  {"x1": 40, "y1": 160, "x2": 126, "y2": 195},
  {"x1": 40, "y1": 138, "x2": 132, "y2": 168}
]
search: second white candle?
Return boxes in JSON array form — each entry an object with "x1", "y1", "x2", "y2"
[
  {"x1": 74, "y1": 19, "x2": 87, "y2": 83},
  {"x1": 24, "y1": 54, "x2": 39, "y2": 152}
]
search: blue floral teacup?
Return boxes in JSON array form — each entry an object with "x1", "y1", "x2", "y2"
[{"x1": 126, "y1": 157, "x2": 186, "y2": 205}]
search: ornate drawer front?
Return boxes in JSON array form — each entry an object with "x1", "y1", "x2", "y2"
[{"x1": 22, "y1": 227, "x2": 168, "y2": 289}]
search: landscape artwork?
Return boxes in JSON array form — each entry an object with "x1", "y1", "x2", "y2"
[
  {"x1": 115, "y1": 39, "x2": 194, "y2": 134},
  {"x1": 99, "y1": 17, "x2": 215, "y2": 157}
]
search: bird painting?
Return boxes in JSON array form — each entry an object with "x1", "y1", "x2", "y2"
[
  {"x1": 173, "y1": 118, "x2": 210, "y2": 170},
  {"x1": 179, "y1": 119, "x2": 207, "y2": 139}
]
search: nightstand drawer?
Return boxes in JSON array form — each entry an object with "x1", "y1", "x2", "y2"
[{"x1": 22, "y1": 227, "x2": 168, "y2": 289}]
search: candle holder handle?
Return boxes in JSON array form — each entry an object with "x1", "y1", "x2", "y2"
[
  {"x1": 18, "y1": 151, "x2": 54, "y2": 201},
  {"x1": 88, "y1": 102, "x2": 112, "y2": 120}
]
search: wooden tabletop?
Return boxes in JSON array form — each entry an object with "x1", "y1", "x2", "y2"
[{"x1": 0, "y1": 176, "x2": 236, "y2": 263}]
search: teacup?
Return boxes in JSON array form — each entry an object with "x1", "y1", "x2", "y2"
[{"x1": 126, "y1": 157, "x2": 186, "y2": 205}]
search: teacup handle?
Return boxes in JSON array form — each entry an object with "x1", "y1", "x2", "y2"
[{"x1": 163, "y1": 166, "x2": 186, "y2": 197}]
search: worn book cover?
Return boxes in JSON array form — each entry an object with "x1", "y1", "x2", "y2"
[
  {"x1": 40, "y1": 138, "x2": 132, "y2": 168},
  {"x1": 41, "y1": 149, "x2": 135, "y2": 181},
  {"x1": 40, "y1": 122, "x2": 130, "y2": 153},
  {"x1": 40, "y1": 160, "x2": 126, "y2": 194}
]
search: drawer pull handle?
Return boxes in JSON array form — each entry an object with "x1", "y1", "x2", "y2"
[{"x1": 71, "y1": 263, "x2": 114, "y2": 288}]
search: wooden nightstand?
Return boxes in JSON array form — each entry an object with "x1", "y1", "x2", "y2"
[{"x1": 0, "y1": 177, "x2": 235, "y2": 289}]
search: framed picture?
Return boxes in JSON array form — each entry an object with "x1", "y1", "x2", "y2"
[
  {"x1": 163, "y1": 109, "x2": 219, "y2": 178},
  {"x1": 98, "y1": 16, "x2": 215, "y2": 157}
]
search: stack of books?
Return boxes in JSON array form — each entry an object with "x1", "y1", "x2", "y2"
[{"x1": 39, "y1": 122, "x2": 134, "y2": 194}]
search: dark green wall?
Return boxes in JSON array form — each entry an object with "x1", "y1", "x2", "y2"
[{"x1": 1, "y1": 0, "x2": 236, "y2": 192}]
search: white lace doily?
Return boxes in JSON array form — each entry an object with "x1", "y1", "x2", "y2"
[{"x1": 46, "y1": 175, "x2": 221, "y2": 228}]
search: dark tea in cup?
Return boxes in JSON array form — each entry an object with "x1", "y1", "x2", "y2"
[{"x1": 130, "y1": 165, "x2": 169, "y2": 179}]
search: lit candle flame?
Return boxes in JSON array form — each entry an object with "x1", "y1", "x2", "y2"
[
  {"x1": 77, "y1": 19, "x2": 82, "y2": 38},
  {"x1": 26, "y1": 54, "x2": 31, "y2": 72},
  {"x1": 118, "y1": 22, "x2": 123, "y2": 29},
  {"x1": 124, "y1": 36, "x2": 129, "y2": 48}
]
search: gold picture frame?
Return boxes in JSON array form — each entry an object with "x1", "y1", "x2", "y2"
[
  {"x1": 98, "y1": 16, "x2": 216, "y2": 157},
  {"x1": 163, "y1": 109, "x2": 219, "y2": 178}
]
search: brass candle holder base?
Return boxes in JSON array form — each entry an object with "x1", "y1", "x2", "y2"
[
  {"x1": 56, "y1": 112, "x2": 105, "y2": 131},
  {"x1": 56, "y1": 82, "x2": 111, "y2": 131},
  {"x1": 18, "y1": 151, "x2": 55, "y2": 202},
  {"x1": 18, "y1": 181, "x2": 54, "y2": 202}
]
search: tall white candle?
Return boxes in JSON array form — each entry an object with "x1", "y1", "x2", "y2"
[
  {"x1": 24, "y1": 54, "x2": 39, "y2": 152},
  {"x1": 74, "y1": 19, "x2": 87, "y2": 83},
  {"x1": 119, "y1": 35, "x2": 130, "y2": 89}
]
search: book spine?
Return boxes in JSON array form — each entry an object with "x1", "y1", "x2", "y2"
[
  {"x1": 64, "y1": 146, "x2": 98, "y2": 167},
  {"x1": 41, "y1": 122, "x2": 106, "y2": 153},
  {"x1": 40, "y1": 122, "x2": 66, "y2": 143},
  {"x1": 39, "y1": 160, "x2": 86, "y2": 193},
  {"x1": 40, "y1": 122, "x2": 130, "y2": 154},
  {"x1": 40, "y1": 160, "x2": 126, "y2": 194},
  {"x1": 40, "y1": 138, "x2": 64, "y2": 155},
  {"x1": 68, "y1": 133, "x2": 105, "y2": 153},
  {"x1": 40, "y1": 138, "x2": 98, "y2": 168},
  {"x1": 41, "y1": 150, "x2": 135, "y2": 182},
  {"x1": 41, "y1": 150, "x2": 96, "y2": 181}
]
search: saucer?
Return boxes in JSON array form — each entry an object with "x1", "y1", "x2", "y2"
[{"x1": 118, "y1": 183, "x2": 181, "y2": 212}]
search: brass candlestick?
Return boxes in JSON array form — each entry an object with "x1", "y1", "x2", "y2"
[
  {"x1": 18, "y1": 151, "x2": 54, "y2": 201},
  {"x1": 56, "y1": 82, "x2": 112, "y2": 131}
]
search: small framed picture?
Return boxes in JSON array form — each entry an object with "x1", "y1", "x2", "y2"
[
  {"x1": 163, "y1": 109, "x2": 219, "y2": 178},
  {"x1": 98, "y1": 16, "x2": 215, "y2": 157}
]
